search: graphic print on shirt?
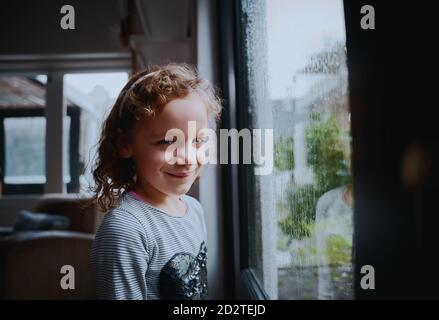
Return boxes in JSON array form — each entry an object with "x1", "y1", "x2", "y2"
[{"x1": 158, "y1": 241, "x2": 208, "y2": 299}]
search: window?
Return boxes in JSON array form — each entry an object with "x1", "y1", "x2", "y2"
[
  {"x1": 0, "y1": 71, "x2": 128, "y2": 195},
  {"x1": 0, "y1": 75, "x2": 47, "y2": 194},
  {"x1": 239, "y1": 0, "x2": 353, "y2": 299},
  {"x1": 63, "y1": 72, "x2": 128, "y2": 194}
]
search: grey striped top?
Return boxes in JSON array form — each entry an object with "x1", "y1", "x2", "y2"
[{"x1": 91, "y1": 192, "x2": 208, "y2": 300}]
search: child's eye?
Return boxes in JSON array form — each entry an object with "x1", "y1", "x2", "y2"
[
  {"x1": 158, "y1": 139, "x2": 174, "y2": 145},
  {"x1": 193, "y1": 137, "x2": 208, "y2": 146}
]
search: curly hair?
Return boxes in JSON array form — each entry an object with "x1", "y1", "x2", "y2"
[{"x1": 90, "y1": 63, "x2": 222, "y2": 212}]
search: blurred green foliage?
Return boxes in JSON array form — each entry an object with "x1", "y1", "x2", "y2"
[
  {"x1": 306, "y1": 113, "x2": 351, "y2": 191},
  {"x1": 277, "y1": 113, "x2": 351, "y2": 240},
  {"x1": 278, "y1": 184, "x2": 320, "y2": 239},
  {"x1": 274, "y1": 136, "x2": 294, "y2": 171},
  {"x1": 326, "y1": 235, "x2": 351, "y2": 266}
]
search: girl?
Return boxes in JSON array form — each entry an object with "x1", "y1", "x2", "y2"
[{"x1": 90, "y1": 63, "x2": 222, "y2": 300}]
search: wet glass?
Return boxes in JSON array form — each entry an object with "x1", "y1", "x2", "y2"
[{"x1": 242, "y1": 0, "x2": 353, "y2": 299}]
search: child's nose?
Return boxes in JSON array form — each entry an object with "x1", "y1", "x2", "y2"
[{"x1": 175, "y1": 141, "x2": 197, "y2": 165}]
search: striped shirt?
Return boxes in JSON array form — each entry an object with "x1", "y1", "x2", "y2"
[{"x1": 91, "y1": 192, "x2": 208, "y2": 300}]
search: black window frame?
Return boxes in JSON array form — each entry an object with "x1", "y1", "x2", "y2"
[{"x1": 219, "y1": 0, "x2": 268, "y2": 300}]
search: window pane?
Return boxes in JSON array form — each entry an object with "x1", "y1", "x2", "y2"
[
  {"x1": 63, "y1": 72, "x2": 128, "y2": 194},
  {"x1": 241, "y1": 0, "x2": 353, "y2": 299},
  {"x1": 4, "y1": 117, "x2": 46, "y2": 184}
]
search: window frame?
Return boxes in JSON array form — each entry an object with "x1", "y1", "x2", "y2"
[{"x1": 219, "y1": 0, "x2": 268, "y2": 300}]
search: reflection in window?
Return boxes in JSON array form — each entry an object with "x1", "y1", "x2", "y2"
[{"x1": 241, "y1": 0, "x2": 353, "y2": 299}]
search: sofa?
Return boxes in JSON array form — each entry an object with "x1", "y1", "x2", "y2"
[{"x1": 0, "y1": 195, "x2": 105, "y2": 299}]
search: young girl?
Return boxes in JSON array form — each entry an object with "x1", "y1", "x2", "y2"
[{"x1": 90, "y1": 63, "x2": 222, "y2": 300}]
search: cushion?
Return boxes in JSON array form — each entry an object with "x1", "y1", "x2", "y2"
[{"x1": 13, "y1": 210, "x2": 70, "y2": 232}]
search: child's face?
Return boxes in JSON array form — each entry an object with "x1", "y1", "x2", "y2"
[{"x1": 125, "y1": 93, "x2": 208, "y2": 197}]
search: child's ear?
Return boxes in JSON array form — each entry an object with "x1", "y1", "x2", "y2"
[
  {"x1": 116, "y1": 130, "x2": 133, "y2": 158},
  {"x1": 119, "y1": 144, "x2": 133, "y2": 159}
]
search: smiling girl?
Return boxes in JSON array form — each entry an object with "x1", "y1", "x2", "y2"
[{"x1": 90, "y1": 63, "x2": 222, "y2": 300}]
